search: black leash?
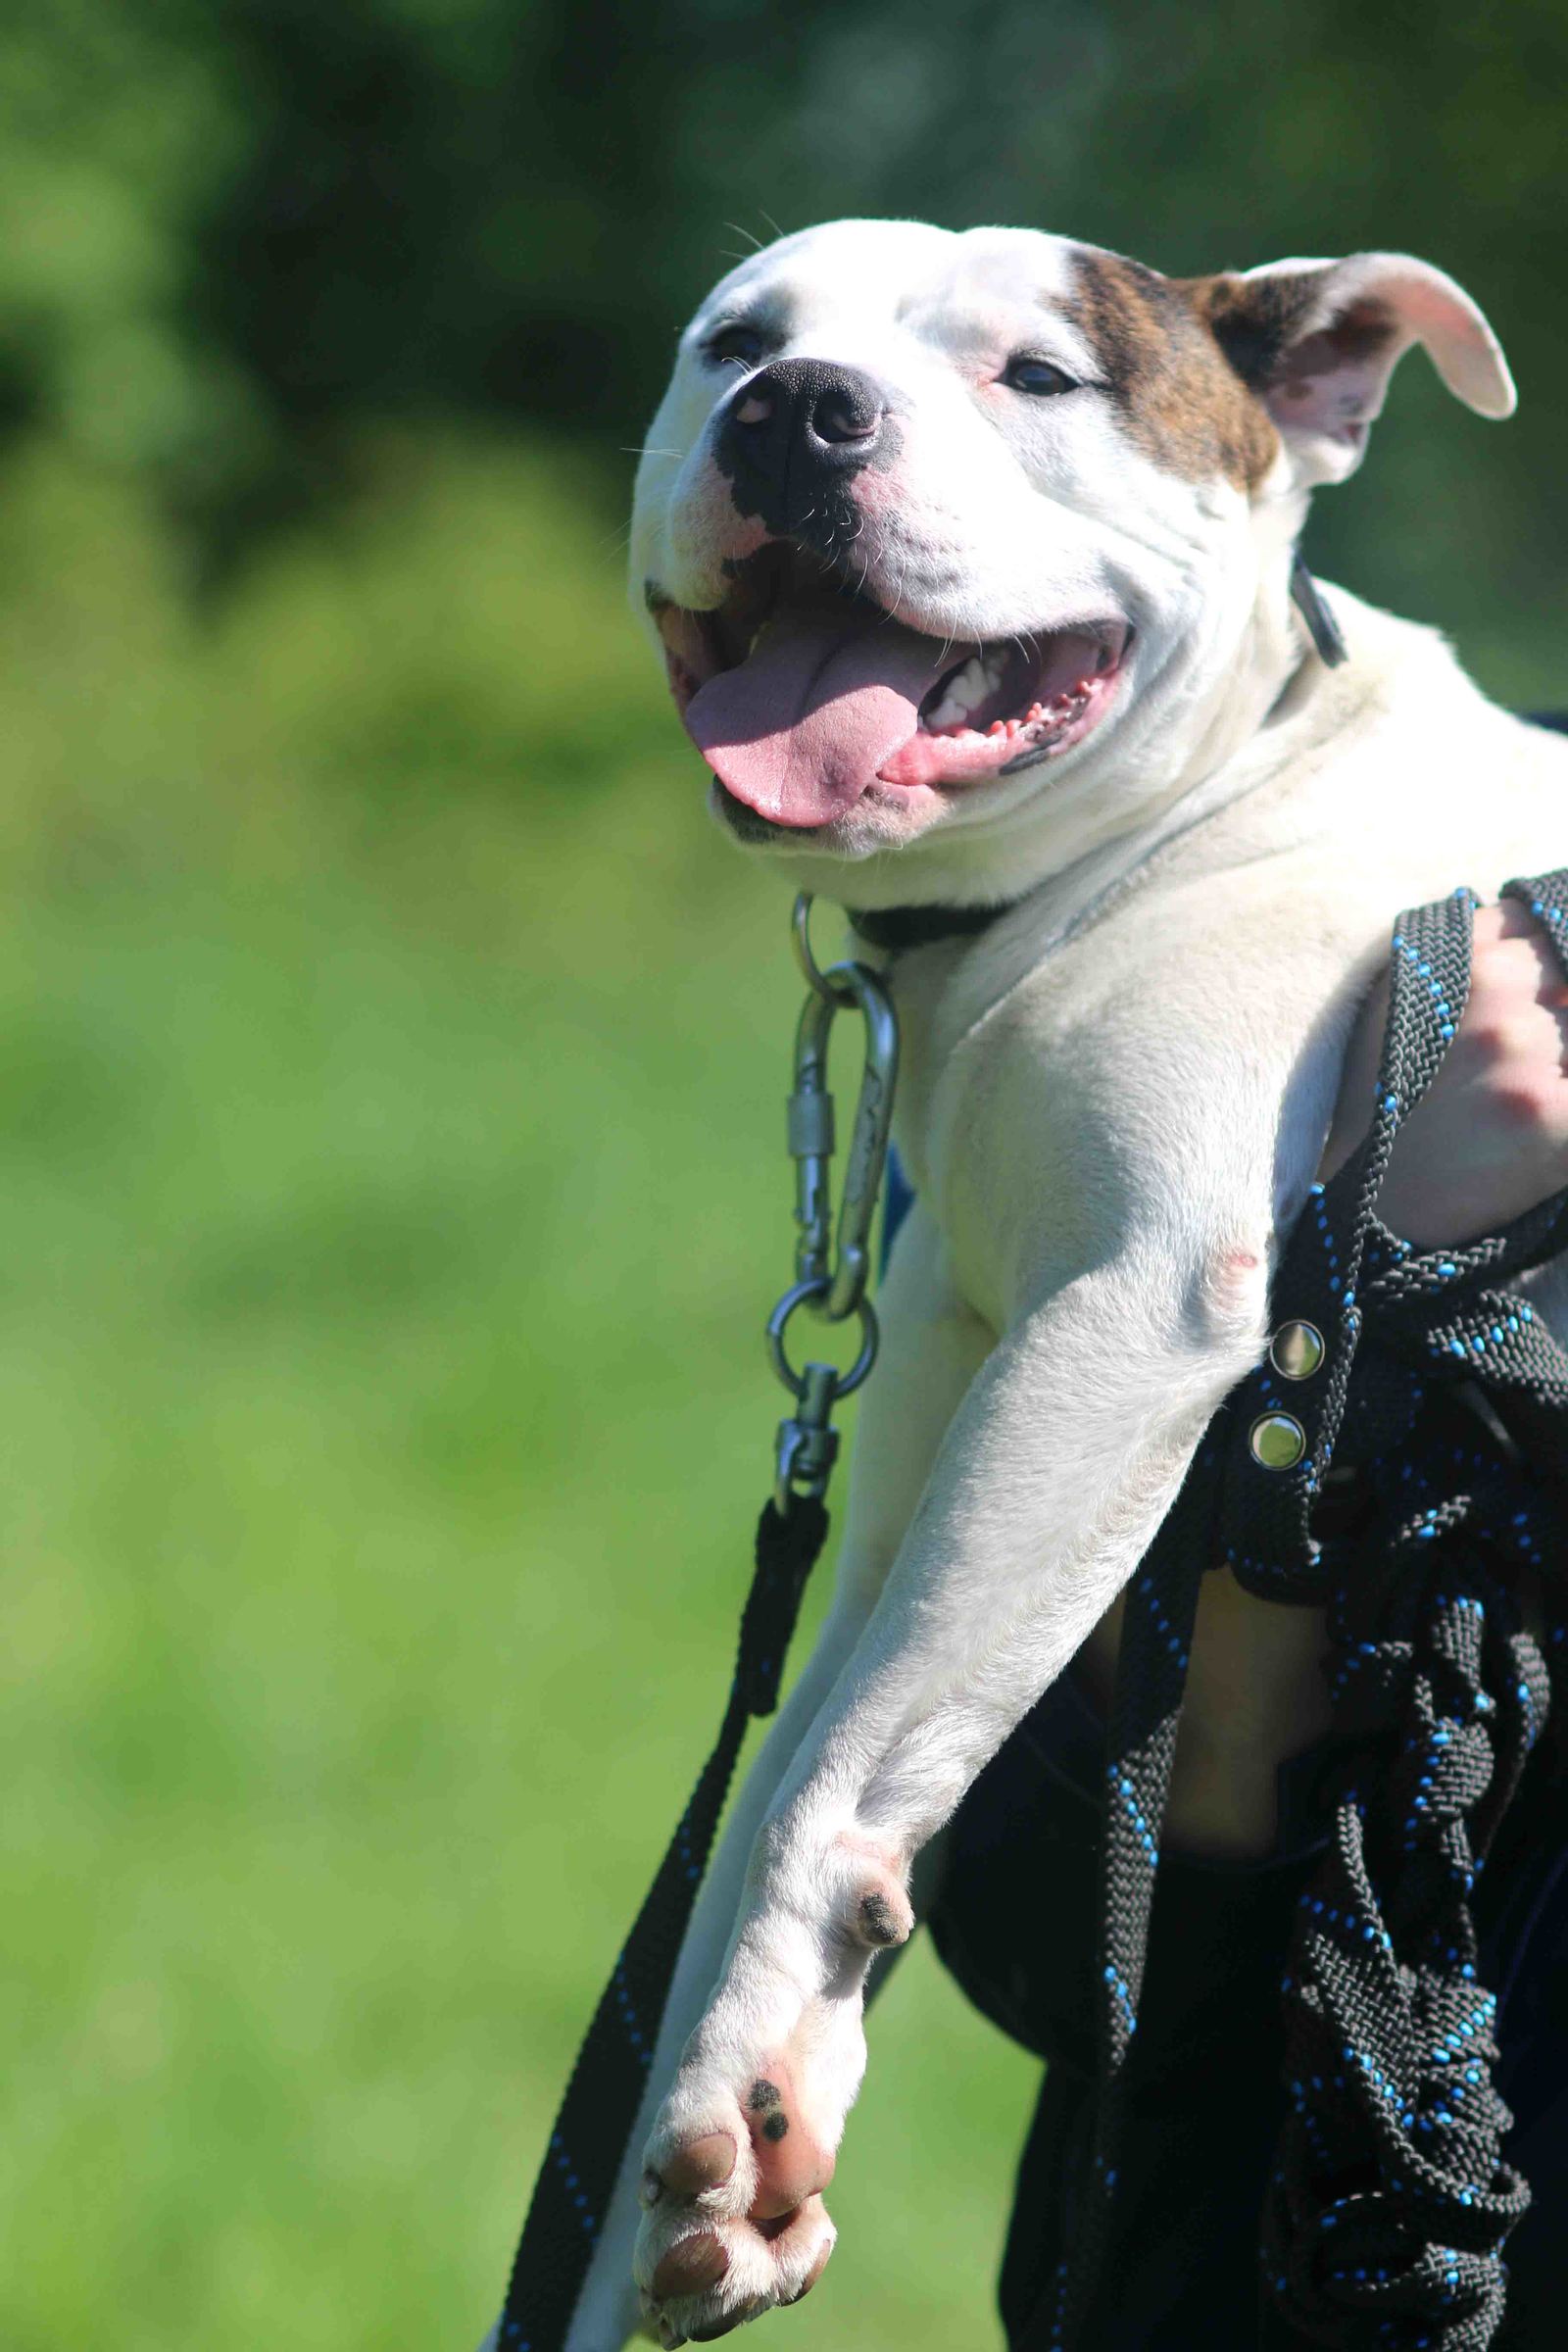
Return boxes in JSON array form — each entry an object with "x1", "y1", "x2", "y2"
[
  {"x1": 492, "y1": 906, "x2": 896, "y2": 2350},
  {"x1": 493, "y1": 1494, "x2": 830, "y2": 2350}
]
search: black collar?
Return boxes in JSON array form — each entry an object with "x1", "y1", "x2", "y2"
[{"x1": 847, "y1": 899, "x2": 1017, "y2": 953}]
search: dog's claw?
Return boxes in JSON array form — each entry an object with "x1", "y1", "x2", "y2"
[
  {"x1": 652, "y1": 2231, "x2": 729, "y2": 2301},
  {"x1": 784, "y1": 2239, "x2": 834, "y2": 2304}
]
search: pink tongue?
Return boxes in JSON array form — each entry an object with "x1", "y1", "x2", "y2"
[{"x1": 684, "y1": 601, "x2": 959, "y2": 827}]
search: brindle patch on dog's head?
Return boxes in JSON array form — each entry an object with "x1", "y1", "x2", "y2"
[
  {"x1": 1066, "y1": 248, "x2": 1280, "y2": 492},
  {"x1": 1185, "y1": 271, "x2": 1398, "y2": 410},
  {"x1": 1181, "y1": 270, "x2": 1322, "y2": 395}
]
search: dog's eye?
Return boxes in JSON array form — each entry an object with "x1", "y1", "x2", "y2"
[
  {"x1": 1001, "y1": 355, "x2": 1079, "y2": 397},
  {"x1": 705, "y1": 323, "x2": 769, "y2": 369}
]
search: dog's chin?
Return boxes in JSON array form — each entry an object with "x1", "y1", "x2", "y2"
[
  {"x1": 710, "y1": 781, "x2": 806, "y2": 848},
  {"x1": 708, "y1": 775, "x2": 937, "y2": 858}
]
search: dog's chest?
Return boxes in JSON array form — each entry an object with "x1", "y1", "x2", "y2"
[
  {"x1": 882, "y1": 858, "x2": 1494, "y2": 1329},
  {"x1": 869, "y1": 656, "x2": 1568, "y2": 1332}
]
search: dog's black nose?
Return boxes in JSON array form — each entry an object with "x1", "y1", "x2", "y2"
[{"x1": 715, "y1": 360, "x2": 892, "y2": 535}]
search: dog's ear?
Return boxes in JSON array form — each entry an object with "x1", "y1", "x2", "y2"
[{"x1": 1185, "y1": 254, "x2": 1515, "y2": 488}]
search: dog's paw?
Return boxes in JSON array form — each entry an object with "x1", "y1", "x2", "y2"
[
  {"x1": 633, "y1": 2067, "x2": 837, "y2": 2343},
  {"x1": 630, "y1": 1834, "x2": 911, "y2": 2343},
  {"x1": 637, "y1": 2200, "x2": 835, "y2": 2344}
]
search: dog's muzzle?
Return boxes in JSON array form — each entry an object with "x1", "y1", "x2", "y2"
[{"x1": 715, "y1": 360, "x2": 895, "y2": 539}]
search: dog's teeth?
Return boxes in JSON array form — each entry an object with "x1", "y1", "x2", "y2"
[
  {"x1": 1026, "y1": 702, "x2": 1044, "y2": 722},
  {"x1": 946, "y1": 656, "x2": 988, "y2": 710},
  {"x1": 934, "y1": 652, "x2": 1005, "y2": 727},
  {"x1": 987, "y1": 719, "x2": 1005, "y2": 737}
]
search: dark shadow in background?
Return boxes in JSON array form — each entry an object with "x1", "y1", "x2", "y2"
[{"x1": 8, "y1": 0, "x2": 1566, "y2": 672}]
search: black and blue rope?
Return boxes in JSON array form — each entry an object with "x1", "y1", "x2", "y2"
[{"x1": 1041, "y1": 869, "x2": 1568, "y2": 2352}]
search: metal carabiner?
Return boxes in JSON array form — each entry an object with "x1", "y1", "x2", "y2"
[
  {"x1": 767, "y1": 895, "x2": 901, "y2": 1511},
  {"x1": 785, "y1": 897, "x2": 899, "y2": 1321}
]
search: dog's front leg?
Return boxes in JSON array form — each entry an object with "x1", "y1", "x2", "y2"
[
  {"x1": 633, "y1": 1221, "x2": 1275, "y2": 2342},
  {"x1": 514, "y1": 1207, "x2": 990, "y2": 2352}
]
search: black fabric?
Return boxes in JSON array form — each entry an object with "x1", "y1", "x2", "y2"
[
  {"x1": 931, "y1": 1668, "x2": 1568, "y2": 2350},
  {"x1": 936, "y1": 869, "x2": 1568, "y2": 2352},
  {"x1": 848, "y1": 897, "x2": 1016, "y2": 953},
  {"x1": 493, "y1": 1495, "x2": 830, "y2": 2351}
]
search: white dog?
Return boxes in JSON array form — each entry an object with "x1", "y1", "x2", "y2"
[{"x1": 531, "y1": 220, "x2": 1568, "y2": 2349}]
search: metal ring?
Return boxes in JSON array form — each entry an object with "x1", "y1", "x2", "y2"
[
  {"x1": 766, "y1": 1279, "x2": 879, "y2": 1398},
  {"x1": 792, "y1": 893, "x2": 859, "y2": 1005}
]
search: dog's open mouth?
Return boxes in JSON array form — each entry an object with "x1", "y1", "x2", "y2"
[{"x1": 652, "y1": 545, "x2": 1130, "y2": 831}]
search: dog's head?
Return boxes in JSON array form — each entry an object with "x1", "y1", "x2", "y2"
[{"x1": 633, "y1": 220, "x2": 1512, "y2": 906}]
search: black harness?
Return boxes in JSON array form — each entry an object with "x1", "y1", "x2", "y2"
[{"x1": 1031, "y1": 868, "x2": 1568, "y2": 2350}]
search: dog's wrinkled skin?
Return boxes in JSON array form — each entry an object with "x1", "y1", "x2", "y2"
[{"x1": 494, "y1": 221, "x2": 1568, "y2": 2351}]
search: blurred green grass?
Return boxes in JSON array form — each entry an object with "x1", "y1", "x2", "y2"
[{"x1": 0, "y1": 432, "x2": 1035, "y2": 2348}]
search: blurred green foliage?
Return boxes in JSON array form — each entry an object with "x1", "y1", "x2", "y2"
[
  {"x1": 1, "y1": 5, "x2": 1564, "y2": 2346},
  {"x1": 1, "y1": 0, "x2": 1566, "y2": 649}
]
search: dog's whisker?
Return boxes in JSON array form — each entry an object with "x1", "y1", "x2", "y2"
[{"x1": 723, "y1": 220, "x2": 766, "y2": 253}]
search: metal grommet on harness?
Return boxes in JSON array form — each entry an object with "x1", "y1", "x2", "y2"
[
  {"x1": 1268, "y1": 1319, "x2": 1325, "y2": 1380},
  {"x1": 1248, "y1": 1409, "x2": 1308, "y2": 1469}
]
